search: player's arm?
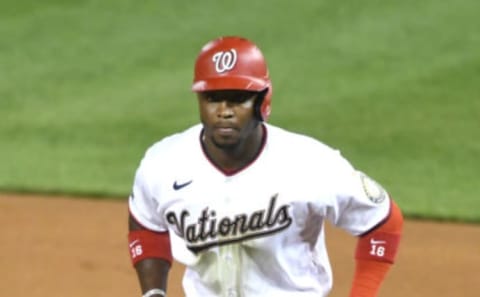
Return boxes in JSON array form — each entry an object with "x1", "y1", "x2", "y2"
[
  {"x1": 349, "y1": 199, "x2": 404, "y2": 297},
  {"x1": 128, "y1": 213, "x2": 172, "y2": 297}
]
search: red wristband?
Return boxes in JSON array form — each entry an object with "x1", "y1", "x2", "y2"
[
  {"x1": 355, "y1": 231, "x2": 400, "y2": 263},
  {"x1": 128, "y1": 229, "x2": 173, "y2": 266}
]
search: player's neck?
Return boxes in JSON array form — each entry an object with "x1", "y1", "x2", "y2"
[{"x1": 202, "y1": 124, "x2": 265, "y2": 173}]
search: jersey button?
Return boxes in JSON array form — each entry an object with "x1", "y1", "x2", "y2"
[{"x1": 224, "y1": 252, "x2": 233, "y2": 262}]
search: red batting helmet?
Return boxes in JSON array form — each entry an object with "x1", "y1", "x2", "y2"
[{"x1": 192, "y1": 36, "x2": 272, "y2": 121}]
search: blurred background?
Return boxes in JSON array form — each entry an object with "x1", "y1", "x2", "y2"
[{"x1": 2, "y1": 0, "x2": 478, "y2": 222}]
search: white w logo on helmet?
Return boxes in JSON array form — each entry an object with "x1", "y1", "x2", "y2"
[{"x1": 212, "y1": 49, "x2": 237, "y2": 73}]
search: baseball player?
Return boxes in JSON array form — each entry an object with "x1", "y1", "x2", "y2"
[{"x1": 127, "y1": 36, "x2": 403, "y2": 297}]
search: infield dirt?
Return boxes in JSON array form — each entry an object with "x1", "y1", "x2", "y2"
[{"x1": 1, "y1": 194, "x2": 478, "y2": 296}]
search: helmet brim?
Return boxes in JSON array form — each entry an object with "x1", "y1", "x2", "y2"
[{"x1": 192, "y1": 76, "x2": 268, "y2": 93}]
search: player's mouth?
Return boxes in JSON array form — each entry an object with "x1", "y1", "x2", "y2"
[
  {"x1": 215, "y1": 127, "x2": 236, "y2": 136},
  {"x1": 213, "y1": 123, "x2": 238, "y2": 137}
]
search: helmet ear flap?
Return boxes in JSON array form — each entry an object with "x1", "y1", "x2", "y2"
[{"x1": 255, "y1": 86, "x2": 272, "y2": 121}]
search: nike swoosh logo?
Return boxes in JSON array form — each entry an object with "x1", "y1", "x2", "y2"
[
  {"x1": 129, "y1": 239, "x2": 139, "y2": 248},
  {"x1": 173, "y1": 180, "x2": 193, "y2": 190},
  {"x1": 370, "y1": 239, "x2": 386, "y2": 245}
]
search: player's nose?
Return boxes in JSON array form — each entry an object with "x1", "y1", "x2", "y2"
[{"x1": 216, "y1": 100, "x2": 234, "y2": 118}]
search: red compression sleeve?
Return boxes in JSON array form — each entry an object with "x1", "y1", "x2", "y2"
[
  {"x1": 349, "y1": 200, "x2": 404, "y2": 297},
  {"x1": 128, "y1": 229, "x2": 173, "y2": 266}
]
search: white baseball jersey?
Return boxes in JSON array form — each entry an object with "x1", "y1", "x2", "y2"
[{"x1": 129, "y1": 123, "x2": 390, "y2": 297}]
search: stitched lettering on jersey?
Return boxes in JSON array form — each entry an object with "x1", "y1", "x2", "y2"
[{"x1": 165, "y1": 194, "x2": 292, "y2": 253}]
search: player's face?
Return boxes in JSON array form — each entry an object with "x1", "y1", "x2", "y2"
[{"x1": 197, "y1": 90, "x2": 260, "y2": 150}]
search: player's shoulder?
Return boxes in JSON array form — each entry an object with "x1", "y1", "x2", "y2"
[
  {"x1": 266, "y1": 123, "x2": 340, "y2": 157},
  {"x1": 265, "y1": 123, "x2": 354, "y2": 173},
  {"x1": 143, "y1": 124, "x2": 202, "y2": 161}
]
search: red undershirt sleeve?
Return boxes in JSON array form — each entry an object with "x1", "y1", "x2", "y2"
[{"x1": 349, "y1": 200, "x2": 404, "y2": 297}]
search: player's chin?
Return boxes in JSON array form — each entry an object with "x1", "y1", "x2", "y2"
[{"x1": 212, "y1": 135, "x2": 241, "y2": 150}]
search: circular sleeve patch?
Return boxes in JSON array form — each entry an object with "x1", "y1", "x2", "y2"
[{"x1": 360, "y1": 173, "x2": 387, "y2": 203}]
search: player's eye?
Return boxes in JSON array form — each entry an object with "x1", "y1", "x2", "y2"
[
  {"x1": 202, "y1": 91, "x2": 257, "y2": 104},
  {"x1": 204, "y1": 94, "x2": 223, "y2": 102},
  {"x1": 229, "y1": 93, "x2": 256, "y2": 103}
]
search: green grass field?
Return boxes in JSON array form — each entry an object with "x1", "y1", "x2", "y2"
[{"x1": 1, "y1": 0, "x2": 479, "y2": 222}]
